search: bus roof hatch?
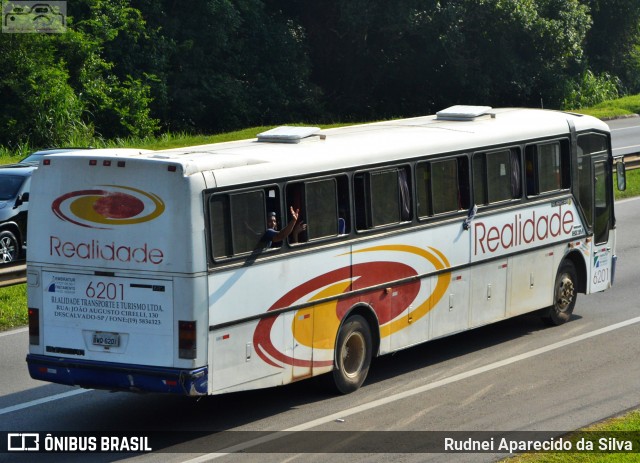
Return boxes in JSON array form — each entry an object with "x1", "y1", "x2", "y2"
[
  {"x1": 257, "y1": 126, "x2": 321, "y2": 144},
  {"x1": 436, "y1": 105, "x2": 493, "y2": 121}
]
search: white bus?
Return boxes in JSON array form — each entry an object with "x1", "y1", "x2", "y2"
[{"x1": 26, "y1": 106, "x2": 620, "y2": 396}]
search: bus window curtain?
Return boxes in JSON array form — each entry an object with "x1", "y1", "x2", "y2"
[
  {"x1": 399, "y1": 168, "x2": 411, "y2": 221},
  {"x1": 511, "y1": 150, "x2": 522, "y2": 198}
]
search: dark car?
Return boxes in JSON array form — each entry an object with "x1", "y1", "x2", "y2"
[
  {"x1": 0, "y1": 147, "x2": 146, "y2": 263},
  {"x1": 0, "y1": 164, "x2": 35, "y2": 263},
  {"x1": 0, "y1": 148, "x2": 92, "y2": 263},
  {"x1": 18, "y1": 147, "x2": 93, "y2": 165}
]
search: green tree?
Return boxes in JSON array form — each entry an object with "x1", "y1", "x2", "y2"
[
  {"x1": 0, "y1": 0, "x2": 157, "y2": 149},
  {"x1": 67, "y1": 0, "x2": 159, "y2": 138},
  {"x1": 562, "y1": 70, "x2": 620, "y2": 109},
  {"x1": 583, "y1": 0, "x2": 640, "y2": 93},
  {"x1": 132, "y1": 0, "x2": 319, "y2": 133},
  {"x1": 278, "y1": 0, "x2": 592, "y2": 119},
  {"x1": 436, "y1": 0, "x2": 592, "y2": 108},
  {"x1": 276, "y1": 0, "x2": 446, "y2": 119},
  {"x1": 0, "y1": 34, "x2": 90, "y2": 148}
]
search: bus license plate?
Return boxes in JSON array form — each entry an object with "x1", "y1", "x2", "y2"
[{"x1": 92, "y1": 332, "x2": 120, "y2": 348}]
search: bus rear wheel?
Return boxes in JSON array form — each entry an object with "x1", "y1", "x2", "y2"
[
  {"x1": 331, "y1": 315, "x2": 372, "y2": 394},
  {"x1": 542, "y1": 260, "x2": 578, "y2": 326}
]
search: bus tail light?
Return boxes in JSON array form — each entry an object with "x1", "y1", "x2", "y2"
[
  {"x1": 179, "y1": 320, "x2": 196, "y2": 359},
  {"x1": 28, "y1": 308, "x2": 40, "y2": 345}
]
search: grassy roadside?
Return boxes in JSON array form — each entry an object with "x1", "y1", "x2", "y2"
[
  {"x1": 615, "y1": 169, "x2": 640, "y2": 200},
  {"x1": 0, "y1": 284, "x2": 26, "y2": 329},
  {"x1": 572, "y1": 94, "x2": 640, "y2": 120},
  {"x1": 501, "y1": 410, "x2": 640, "y2": 462},
  {"x1": 0, "y1": 123, "x2": 352, "y2": 164}
]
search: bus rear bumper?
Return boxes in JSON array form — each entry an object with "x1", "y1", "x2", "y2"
[{"x1": 26, "y1": 354, "x2": 208, "y2": 396}]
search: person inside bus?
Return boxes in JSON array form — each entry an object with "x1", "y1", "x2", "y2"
[{"x1": 264, "y1": 206, "x2": 306, "y2": 248}]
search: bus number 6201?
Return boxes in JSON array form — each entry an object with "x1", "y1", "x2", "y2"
[
  {"x1": 86, "y1": 282, "x2": 125, "y2": 301},
  {"x1": 593, "y1": 268, "x2": 609, "y2": 285}
]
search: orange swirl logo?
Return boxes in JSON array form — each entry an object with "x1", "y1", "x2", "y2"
[
  {"x1": 253, "y1": 245, "x2": 451, "y2": 369},
  {"x1": 52, "y1": 186, "x2": 165, "y2": 229}
]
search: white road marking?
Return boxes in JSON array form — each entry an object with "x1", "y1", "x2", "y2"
[
  {"x1": 0, "y1": 327, "x2": 27, "y2": 337},
  {"x1": 610, "y1": 126, "x2": 640, "y2": 131},
  {"x1": 612, "y1": 144, "x2": 640, "y2": 152},
  {"x1": 0, "y1": 388, "x2": 90, "y2": 416}
]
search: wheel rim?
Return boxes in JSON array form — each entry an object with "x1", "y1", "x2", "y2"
[
  {"x1": 0, "y1": 237, "x2": 16, "y2": 263},
  {"x1": 556, "y1": 273, "x2": 575, "y2": 312},
  {"x1": 341, "y1": 331, "x2": 366, "y2": 378}
]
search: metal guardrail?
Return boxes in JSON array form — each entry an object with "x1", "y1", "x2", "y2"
[
  {"x1": 622, "y1": 154, "x2": 640, "y2": 170},
  {"x1": 0, "y1": 262, "x2": 26, "y2": 288}
]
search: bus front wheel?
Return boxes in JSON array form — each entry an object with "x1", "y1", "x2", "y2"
[
  {"x1": 542, "y1": 260, "x2": 578, "y2": 326},
  {"x1": 332, "y1": 315, "x2": 372, "y2": 394}
]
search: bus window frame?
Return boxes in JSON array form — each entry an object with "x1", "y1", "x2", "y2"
[
  {"x1": 353, "y1": 164, "x2": 413, "y2": 233},
  {"x1": 416, "y1": 154, "x2": 471, "y2": 221},
  {"x1": 524, "y1": 138, "x2": 571, "y2": 198},
  {"x1": 206, "y1": 183, "x2": 282, "y2": 264},
  {"x1": 472, "y1": 146, "x2": 523, "y2": 208},
  {"x1": 284, "y1": 174, "x2": 350, "y2": 246},
  {"x1": 575, "y1": 131, "x2": 611, "y2": 235}
]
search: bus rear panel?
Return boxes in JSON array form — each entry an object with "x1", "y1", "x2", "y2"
[{"x1": 26, "y1": 154, "x2": 209, "y2": 395}]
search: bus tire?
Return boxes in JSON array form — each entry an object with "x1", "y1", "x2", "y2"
[
  {"x1": 542, "y1": 260, "x2": 578, "y2": 326},
  {"x1": 0, "y1": 230, "x2": 19, "y2": 264},
  {"x1": 331, "y1": 315, "x2": 372, "y2": 394}
]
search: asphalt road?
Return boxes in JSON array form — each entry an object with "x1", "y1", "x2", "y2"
[{"x1": 607, "y1": 116, "x2": 640, "y2": 157}]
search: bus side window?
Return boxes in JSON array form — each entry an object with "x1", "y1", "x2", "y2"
[
  {"x1": 472, "y1": 153, "x2": 487, "y2": 206},
  {"x1": 537, "y1": 143, "x2": 562, "y2": 193},
  {"x1": 416, "y1": 162, "x2": 432, "y2": 218},
  {"x1": 432, "y1": 158, "x2": 461, "y2": 214},
  {"x1": 457, "y1": 156, "x2": 471, "y2": 210},
  {"x1": 525, "y1": 146, "x2": 537, "y2": 196},
  {"x1": 306, "y1": 179, "x2": 338, "y2": 240},
  {"x1": 576, "y1": 133, "x2": 608, "y2": 228},
  {"x1": 210, "y1": 187, "x2": 280, "y2": 259},
  {"x1": 417, "y1": 156, "x2": 469, "y2": 218},
  {"x1": 526, "y1": 141, "x2": 570, "y2": 197},
  {"x1": 210, "y1": 195, "x2": 232, "y2": 258},
  {"x1": 487, "y1": 150, "x2": 514, "y2": 202},
  {"x1": 473, "y1": 148, "x2": 521, "y2": 205},
  {"x1": 354, "y1": 166, "x2": 411, "y2": 230},
  {"x1": 353, "y1": 173, "x2": 370, "y2": 230},
  {"x1": 285, "y1": 182, "x2": 306, "y2": 244},
  {"x1": 286, "y1": 176, "x2": 349, "y2": 243},
  {"x1": 337, "y1": 175, "x2": 350, "y2": 235}
]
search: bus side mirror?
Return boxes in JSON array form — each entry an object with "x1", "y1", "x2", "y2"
[{"x1": 616, "y1": 159, "x2": 626, "y2": 191}]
